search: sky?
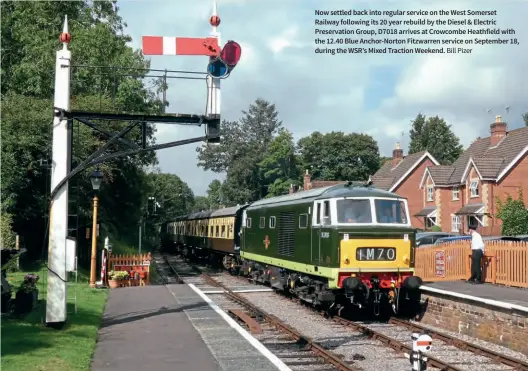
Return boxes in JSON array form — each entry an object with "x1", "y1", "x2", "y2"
[{"x1": 118, "y1": 0, "x2": 528, "y2": 196}]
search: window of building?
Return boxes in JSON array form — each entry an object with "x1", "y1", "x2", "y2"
[
  {"x1": 452, "y1": 187, "x2": 460, "y2": 200},
  {"x1": 269, "y1": 216, "x2": 276, "y2": 229},
  {"x1": 299, "y1": 213, "x2": 308, "y2": 228},
  {"x1": 426, "y1": 185, "x2": 434, "y2": 201},
  {"x1": 259, "y1": 216, "x2": 265, "y2": 228},
  {"x1": 469, "y1": 180, "x2": 479, "y2": 198},
  {"x1": 246, "y1": 218, "x2": 252, "y2": 228},
  {"x1": 451, "y1": 215, "x2": 461, "y2": 232}
]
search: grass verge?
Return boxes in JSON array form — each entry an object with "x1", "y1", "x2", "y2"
[{"x1": 1, "y1": 267, "x2": 108, "y2": 371}]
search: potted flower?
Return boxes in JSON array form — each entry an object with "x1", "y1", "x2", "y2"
[
  {"x1": 15, "y1": 273, "x2": 39, "y2": 314},
  {"x1": 108, "y1": 271, "x2": 129, "y2": 288},
  {"x1": 108, "y1": 270, "x2": 119, "y2": 289}
]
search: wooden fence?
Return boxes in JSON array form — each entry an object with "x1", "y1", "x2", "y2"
[
  {"x1": 415, "y1": 240, "x2": 528, "y2": 288},
  {"x1": 108, "y1": 252, "x2": 152, "y2": 286}
]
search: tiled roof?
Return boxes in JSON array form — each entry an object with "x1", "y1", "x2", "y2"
[
  {"x1": 428, "y1": 126, "x2": 528, "y2": 185},
  {"x1": 372, "y1": 151, "x2": 428, "y2": 190},
  {"x1": 428, "y1": 166, "x2": 455, "y2": 186},
  {"x1": 310, "y1": 180, "x2": 346, "y2": 189}
]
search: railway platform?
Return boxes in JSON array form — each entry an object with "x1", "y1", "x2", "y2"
[
  {"x1": 91, "y1": 284, "x2": 287, "y2": 371},
  {"x1": 421, "y1": 281, "x2": 528, "y2": 312}
]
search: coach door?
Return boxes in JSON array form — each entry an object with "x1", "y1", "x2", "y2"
[{"x1": 311, "y1": 201, "x2": 322, "y2": 264}]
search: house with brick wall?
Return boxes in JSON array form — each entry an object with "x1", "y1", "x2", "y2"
[
  {"x1": 417, "y1": 115, "x2": 528, "y2": 235},
  {"x1": 370, "y1": 143, "x2": 440, "y2": 229}
]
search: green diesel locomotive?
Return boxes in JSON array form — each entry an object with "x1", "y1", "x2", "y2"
[{"x1": 163, "y1": 183, "x2": 423, "y2": 316}]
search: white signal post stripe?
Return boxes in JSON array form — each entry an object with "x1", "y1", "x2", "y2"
[{"x1": 188, "y1": 284, "x2": 292, "y2": 371}]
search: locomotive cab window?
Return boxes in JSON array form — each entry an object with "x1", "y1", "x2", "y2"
[
  {"x1": 246, "y1": 218, "x2": 252, "y2": 228},
  {"x1": 269, "y1": 216, "x2": 276, "y2": 228},
  {"x1": 259, "y1": 216, "x2": 265, "y2": 228},
  {"x1": 338, "y1": 199, "x2": 372, "y2": 223},
  {"x1": 299, "y1": 213, "x2": 308, "y2": 229},
  {"x1": 322, "y1": 201, "x2": 331, "y2": 224},
  {"x1": 375, "y1": 199, "x2": 407, "y2": 224}
]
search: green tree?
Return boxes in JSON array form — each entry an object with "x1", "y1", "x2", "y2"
[
  {"x1": 206, "y1": 180, "x2": 224, "y2": 208},
  {"x1": 259, "y1": 129, "x2": 300, "y2": 197},
  {"x1": 297, "y1": 131, "x2": 380, "y2": 181},
  {"x1": 495, "y1": 188, "x2": 528, "y2": 236},
  {"x1": 408, "y1": 114, "x2": 463, "y2": 165},
  {"x1": 1, "y1": 1, "x2": 164, "y2": 259},
  {"x1": 193, "y1": 196, "x2": 210, "y2": 212},
  {"x1": 523, "y1": 112, "x2": 528, "y2": 126},
  {"x1": 196, "y1": 98, "x2": 283, "y2": 204}
]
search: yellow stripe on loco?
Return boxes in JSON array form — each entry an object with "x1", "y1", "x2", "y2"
[{"x1": 340, "y1": 238, "x2": 413, "y2": 270}]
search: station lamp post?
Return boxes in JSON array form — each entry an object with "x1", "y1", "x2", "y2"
[{"x1": 89, "y1": 168, "x2": 103, "y2": 288}]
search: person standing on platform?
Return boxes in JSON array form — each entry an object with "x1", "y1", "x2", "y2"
[{"x1": 468, "y1": 225, "x2": 484, "y2": 284}]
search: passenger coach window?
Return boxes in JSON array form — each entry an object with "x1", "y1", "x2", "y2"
[
  {"x1": 215, "y1": 226, "x2": 219, "y2": 237},
  {"x1": 221, "y1": 226, "x2": 226, "y2": 237},
  {"x1": 337, "y1": 199, "x2": 372, "y2": 223},
  {"x1": 269, "y1": 216, "x2": 276, "y2": 228},
  {"x1": 299, "y1": 214, "x2": 308, "y2": 229},
  {"x1": 259, "y1": 216, "x2": 265, "y2": 228}
]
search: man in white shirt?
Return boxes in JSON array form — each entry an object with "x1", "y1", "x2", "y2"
[{"x1": 468, "y1": 225, "x2": 485, "y2": 284}]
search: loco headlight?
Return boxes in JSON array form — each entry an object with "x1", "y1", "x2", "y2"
[
  {"x1": 344, "y1": 256, "x2": 350, "y2": 265},
  {"x1": 402, "y1": 255, "x2": 410, "y2": 265}
]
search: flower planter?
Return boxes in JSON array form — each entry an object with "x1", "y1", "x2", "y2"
[
  {"x1": 15, "y1": 290, "x2": 38, "y2": 314},
  {"x1": 108, "y1": 279, "x2": 119, "y2": 289}
]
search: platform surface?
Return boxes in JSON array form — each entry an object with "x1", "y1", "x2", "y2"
[
  {"x1": 91, "y1": 284, "x2": 283, "y2": 371},
  {"x1": 422, "y1": 281, "x2": 528, "y2": 308}
]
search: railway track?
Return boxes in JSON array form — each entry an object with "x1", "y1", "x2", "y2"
[{"x1": 157, "y1": 254, "x2": 528, "y2": 371}]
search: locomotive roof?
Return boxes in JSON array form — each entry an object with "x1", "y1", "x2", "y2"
[{"x1": 247, "y1": 184, "x2": 404, "y2": 209}]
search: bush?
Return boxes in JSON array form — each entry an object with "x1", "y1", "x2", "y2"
[
  {"x1": 496, "y1": 188, "x2": 528, "y2": 236},
  {"x1": 0, "y1": 211, "x2": 16, "y2": 250},
  {"x1": 430, "y1": 225, "x2": 442, "y2": 232}
]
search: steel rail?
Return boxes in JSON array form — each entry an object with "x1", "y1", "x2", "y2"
[
  {"x1": 387, "y1": 317, "x2": 528, "y2": 371},
  {"x1": 163, "y1": 255, "x2": 528, "y2": 371},
  {"x1": 163, "y1": 256, "x2": 358, "y2": 371}
]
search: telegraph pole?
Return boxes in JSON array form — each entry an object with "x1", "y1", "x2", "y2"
[{"x1": 46, "y1": 16, "x2": 72, "y2": 326}]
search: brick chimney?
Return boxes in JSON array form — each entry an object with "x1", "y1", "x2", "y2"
[
  {"x1": 289, "y1": 184, "x2": 295, "y2": 194},
  {"x1": 392, "y1": 142, "x2": 403, "y2": 168},
  {"x1": 303, "y1": 170, "x2": 311, "y2": 191},
  {"x1": 490, "y1": 115, "x2": 507, "y2": 147}
]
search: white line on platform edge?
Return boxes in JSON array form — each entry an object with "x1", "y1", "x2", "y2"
[
  {"x1": 420, "y1": 285, "x2": 528, "y2": 313},
  {"x1": 188, "y1": 283, "x2": 292, "y2": 371},
  {"x1": 201, "y1": 288, "x2": 274, "y2": 294}
]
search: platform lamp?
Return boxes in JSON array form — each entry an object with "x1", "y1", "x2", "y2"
[{"x1": 89, "y1": 167, "x2": 103, "y2": 288}]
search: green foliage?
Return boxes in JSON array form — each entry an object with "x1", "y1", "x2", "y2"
[
  {"x1": 0, "y1": 1, "x2": 187, "y2": 262},
  {"x1": 259, "y1": 129, "x2": 300, "y2": 197},
  {"x1": 495, "y1": 188, "x2": 528, "y2": 236},
  {"x1": 0, "y1": 211, "x2": 16, "y2": 249},
  {"x1": 206, "y1": 179, "x2": 224, "y2": 208},
  {"x1": 523, "y1": 112, "x2": 528, "y2": 126},
  {"x1": 193, "y1": 196, "x2": 211, "y2": 212},
  {"x1": 297, "y1": 131, "x2": 381, "y2": 181},
  {"x1": 430, "y1": 225, "x2": 442, "y2": 232},
  {"x1": 408, "y1": 114, "x2": 463, "y2": 165},
  {"x1": 196, "y1": 98, "x2": 283, "y2": 204}
]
